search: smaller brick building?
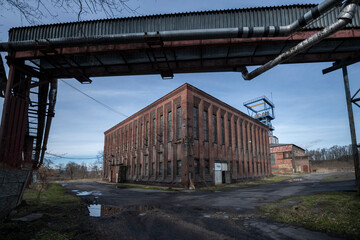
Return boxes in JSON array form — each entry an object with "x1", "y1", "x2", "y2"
[
  {"x1": 270, "y1": 144, "x2": 311, "y2": 174},
  {"x1": 104, "y1": 83, "x2": 271, "y2": 187}
]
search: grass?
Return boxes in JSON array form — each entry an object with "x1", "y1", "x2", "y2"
[
  {"x1": 260, "y1": 192, "x2": 360, "y2": 238},
  {"x1": 0, "y1": 183, "x2": 94, "y2": 240},
  {"x1": 321, "y1": 172, "x2": 355, "y2": 182},
  {"x1": 199, "y1": 175, "x2": 297, "y2": 191}
]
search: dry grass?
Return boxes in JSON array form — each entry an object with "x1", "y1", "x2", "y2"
[{"x1": 261, "y1": 192, "x2": 360, "y2": 238}]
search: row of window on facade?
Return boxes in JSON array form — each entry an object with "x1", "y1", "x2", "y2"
[
  {"x1": 106, "y1": 106, "x2": 267, "y2": 156},
  {"x1": 105, "y1": 107, "x2": 182, "y2": 154},
  {"x1": 126, "y1": 158, "x2": 210, "y2": 177}
]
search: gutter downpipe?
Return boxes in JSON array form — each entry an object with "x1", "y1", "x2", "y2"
[
  {"x1": 0, "y1": 0, "x2": 344, "y2": 51},
  {"x1": 240, "y1": 0, "x2": 359, "y2": 80}
]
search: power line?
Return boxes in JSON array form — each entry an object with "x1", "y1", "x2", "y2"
[{"x1": 60, "y1": 79, "x2": 128, "y2": 117}]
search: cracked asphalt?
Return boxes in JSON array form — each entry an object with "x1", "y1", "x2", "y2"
[{"x1": 63, "y1": 172, "x2": 356, "y2": 240}]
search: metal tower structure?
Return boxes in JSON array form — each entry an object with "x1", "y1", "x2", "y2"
[{"x1": 243, "y1": 96, "x2": 275, "y2": 136}]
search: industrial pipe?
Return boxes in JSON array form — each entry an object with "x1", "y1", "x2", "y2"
[
  {"x1": 0, "y1": 0, "x2": 343, "y2": 51},
  {"x1": 37, "y1": 78, "x2": 57, "y2": 168},
  {"x1": 240, "y1": 0, "x2": 359, "y2": 80}
]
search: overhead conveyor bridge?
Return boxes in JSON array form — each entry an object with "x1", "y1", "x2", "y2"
[{"x1": 0, "y1": 0, "x2": 359, "y2": 182}]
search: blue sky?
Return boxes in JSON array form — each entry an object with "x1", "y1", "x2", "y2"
[{"x1": 1, "y1": 0, "x2": 360, "y2": 166}]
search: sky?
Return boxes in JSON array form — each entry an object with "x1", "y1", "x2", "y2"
[{"x1": 1, "y1": 0, "x2": 360, "y2": 167}]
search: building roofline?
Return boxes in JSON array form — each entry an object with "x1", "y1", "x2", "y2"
[
  {"x1": 270, "y1": 143, "x2": 306, "y2": 151},
  {"x1": 9, "y1": 4, "x2": 318, "y2": 31},
  {"x1": 105, "y1": 83, "x2": 268, "y2": 135},
  {"x1": 104, "y1": 83, "x2": 189, "y2": 134}
]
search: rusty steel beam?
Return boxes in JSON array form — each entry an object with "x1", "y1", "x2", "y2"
[
  {"x1": 10, "y1": 29, "x2": 360, "y2": 60},
  {"x1": 44, "y1": 51, "x2": 360, "y2": 78}
]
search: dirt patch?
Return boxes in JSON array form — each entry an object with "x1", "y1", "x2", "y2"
[{"x1": 0, "y1": 184, "x2": 95, "y2": 240}]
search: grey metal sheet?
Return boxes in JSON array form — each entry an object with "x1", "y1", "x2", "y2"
[{"x1": 8, "y1": 4, "x2": 360, "y2": 42}]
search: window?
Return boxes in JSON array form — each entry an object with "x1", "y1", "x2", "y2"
[
  {"x1": 283, "y1": 152, "x2": 291, "y2": 159},
  {"x1": 176, "y1": 160, "x2": 182, "y2": 176},
  {"x1": 160, "y1": 115, "x2": 164, "y2": 143},
  {"x1": 168, "y1": 111, "x2": 172, "y2": 141},
  {"x1": 194, "y1": 158, "x2": 200, "y2": 174},
  {"x1": 159, "y1": 162, "x2": 163, "y2": 176},
  {"x1": 130, "y1": 126, "x2": 133, "y2": 149},
  {"x1": 153, "y1": 118, "x2": 156, "y2": 145},
  {"x1": 236, "y1": 161, "x2": 239, "y2": 174},
  {"x1": 134, "y1": 164, "x2": 136, "y2": 175},
  {"x1": 193, "y1": 107, "x2": 199, "y2": 139},
  {"x1": 140, "y1": 123, "x2": 143, "y2": 147},
  {"x1": 152, "y1": 162, "x2": 155, "y2": 176},
  {"x1": 167, "y1": 161, "x2": 172, "y2": 175},
  {"x1": 212, "y1": 114, "x2": 217, "y2": 143},
  {"x1": 177, "y1": 107, "x2": 181, "y2": 139},
  {"x1": 139, "y1": 164, "x2": 142, "y2": 176},
  {"x1": 234, "y1": 121, "x2": 238, "y2": 147},
  {"x1": 228, "y1": 119, "x2": 232, "y2": 146},
  {"x1": 204, "y1": 159, "x2": 210, "y2": 174},
  {"x1": 146, "y1": 121, "x2": 149, "y2": 146},
  {"x1": 221, "y1": 116, "x2": 225, "y2": 144},
  {"x1": 271, "y1": 154, "x2": 275, "y2": 165},
  {"x1": 145, "y1": 163, "x2": 149, "y2": 176},
  {"x1": 135, "y1": 125, "x2": 137, "y2": 148},
  {"x1": 204, "y1": 110, "x2": 208, "y2": 141}
]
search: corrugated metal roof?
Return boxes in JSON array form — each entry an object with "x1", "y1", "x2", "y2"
[{"x1": 9, "y1": 4, "x2": 360, "y2": 42}]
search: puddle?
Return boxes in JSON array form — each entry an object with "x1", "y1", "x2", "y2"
[
  {"x1": 88, "y1": 205, "x2": 123, "y2": 217},
  {"x1": 87, "y1": 204, "x2": 159, "y2": 217},
  {"x1": 76, "y1": 191, "x2": 102, "y2": 196},
  {"x1": 77, "y1": 191, "x2": 92, "y2": 196}
]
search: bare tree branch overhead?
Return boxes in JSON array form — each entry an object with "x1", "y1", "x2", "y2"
[{"x1": 2, "y1": 0, "x2": 138, "y2": 24}]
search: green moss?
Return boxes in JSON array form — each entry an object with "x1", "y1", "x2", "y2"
[{"x1": 261, "y1": 192, "x2": 360, "y2": 238}]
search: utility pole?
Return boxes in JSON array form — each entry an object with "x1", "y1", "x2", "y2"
[{"x1": 323, "y1": 58, "x2": 360, "y2": 195}]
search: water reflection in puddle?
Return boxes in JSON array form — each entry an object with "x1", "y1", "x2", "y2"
[
  {"x1": 76, "y1": 191, "x2": 102, "y2": 196},
  {"x1": 88, "y1": 205, "x2": 123, "y2": 217}
]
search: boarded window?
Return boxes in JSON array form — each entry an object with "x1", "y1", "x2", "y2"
[
  {"x1": 271, "y1": 153, "x2": 275, "y2": 164},
  {"x1": 167, "y1": 161, "x2": 172, "y2": 175},
  {"x1": 176, "y1": 160, "x2": 182, "y2": 176},
  {"x1": 194, "y1": 158, "x2": 200, "y2": 174},
  {"x1": 153, "y1": 118, "x2": 156, "y2": 145},
  {"x1": 159, "y1": 162, "x2": 163, "y2": 176},
  {"x1": 204, "y1": 110, "x2": 209, "y2": 141},
  {"x1": 204, "y1": 159, "x2": 210, "y2": 174},
  {"x1": 193, "y1": 107, "x2": 199, "y2": 139},
  {"x1": 212, "y1": 114, "x2": 217, "y2": 143},
  {"x1": 168, "y1": 111, "x2": 172, "y2": 141},
  {"x1": 234, "y1": 121, "x2": 238, "y2": 147},
  {"x1": 228, "y1": 119, "x2": 232, "y2": 146},
  {"x1": 160, "y1": 115, "x2": 164, "y2": 143},
  {"x1": 221, "y1": 116, "x2": 225, "y2": 144},
  {"x1": 177, "y1": 107, "x2": 181, "y2": 139}
]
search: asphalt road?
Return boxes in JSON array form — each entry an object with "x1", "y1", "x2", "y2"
[{"x1": 63, "y1": 173, "x2": 356, "y2": 240}]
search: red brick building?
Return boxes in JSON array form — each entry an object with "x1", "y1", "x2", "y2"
[
  {"x1": 270, "y1": 144, "x2": 311, "y2": 174},
  {"x1": 104, "y1": 83, "x2": 271, "y2": 187}
]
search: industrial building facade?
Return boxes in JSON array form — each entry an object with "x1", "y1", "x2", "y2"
[
  {"x1": 270, "y1": 144, "x2": 311, "y2": 174},
  {"x1": 104, "y1": 84, "x2": 271, "y2": 187}
]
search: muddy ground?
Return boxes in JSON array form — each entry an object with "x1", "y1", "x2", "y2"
[{"x1": 63, "y1": 172, "x2": 356, "y2": 240}]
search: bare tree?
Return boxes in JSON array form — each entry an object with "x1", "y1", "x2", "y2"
[{"x1": 1, "y1": 0, "x2": 138, "y2": 24}]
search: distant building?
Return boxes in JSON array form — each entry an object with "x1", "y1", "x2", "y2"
[
  {"x1": 103, "y1": 83, "x2": 271, "y2": 187},
  {"x1": 270, "y1": 144, "x2": 311, "y2": 174}
]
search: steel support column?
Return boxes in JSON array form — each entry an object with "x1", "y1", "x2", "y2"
[{"x1": 342, "y1": 66, "x2": 360, "y2": 194}]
